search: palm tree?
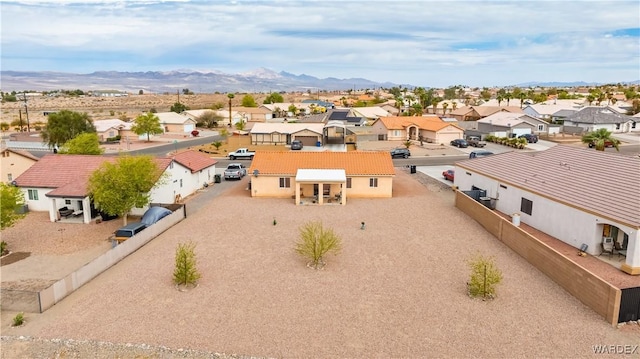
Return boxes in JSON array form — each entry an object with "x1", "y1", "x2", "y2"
[
  {"x1": 496, "y1": 95, "x2": 504, "y2": 106},
  {"x1": 227, "y1": 93, "x2": 235, "y2": 126},
  {"x1": 442, "y1": 102, "x2": 448, "y2": 115},
  {"x1": 519, "y1": 93, "x2": 527, "y2": 108},
  {"x1": 504, "y1": 92, "x2": 512, "y2": 106},
  {"x1": 581, "y1": 128, "x2": 619, "y2": 151},
  {"x1": 431, "y1": 99, "x2": 439, "y2": 114}
]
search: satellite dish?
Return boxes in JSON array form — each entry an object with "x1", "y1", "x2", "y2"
[{"x1": 253, "y1": 169, "x2": 260, "y2": 177}]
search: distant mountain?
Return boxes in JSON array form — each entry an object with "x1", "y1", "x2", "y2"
[
  {"x1": 0, "y1": 68, "x2": 400, "y2": 93},
  {"x1": 515, "y1": 80, "x2": 640, "y2": 87}
]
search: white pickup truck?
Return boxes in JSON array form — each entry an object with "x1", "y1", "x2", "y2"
[
  {"x1": 466, "y1": 136, "x2": 487, "y2": 148},
  {"x1": 228, "y1": 148, "x2": 255, "y2": 160}
]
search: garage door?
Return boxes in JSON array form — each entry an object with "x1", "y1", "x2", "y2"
[
  {"x1": 512, "y1": 128, "x2": 531, "y2": 136},
  {"x1": 295, "y1": 136, "x2": 318, "y2": 146},
  {"x1": 184, "y1": 124, "x2": 194, "y2": 133}
]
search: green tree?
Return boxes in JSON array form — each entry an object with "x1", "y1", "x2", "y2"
[
  {"x1": 263, "y1": 92, "x2": 284, "y2": 104},
  {"x1": 480, "y1": 88, "x2": 492, "y2": 102},
  {"x1": 235, "y1": 119, "x2": 246, "y2": 131},
  {"x1": 295, "y1": 221, "x2": 342, "y2": 269},
  {"x1": 170, "y1": 102, "x2": 189, "y2": 113},
  {"x1": 88, "y1": 156, "x2": 163, "y2": 225},
  {"x1": 287, "y1": 104, "x2": 298, "y2": 116},
  {"x1": 58, "y1": 132, "x2": 104, "y2": 155},
  {"x1": 581, "y1": 128, "x2": 620, "y2": 151},
  {"x1": 0, "y1": 183, "x2": 26, "y2": 229},
  {"x1": 173, "y1": 241, "x2": 201, "y2": 286},
  {"x1": 41, "y1": 110, "x2": 96, "y2": 149},
  {"x1": 241, "y1": 94, "x2": 257, "y2": 107},
  {"x1": 132, "y1": 112, "x2": 163, "y2": 142},
  {"x1": 0, "y1": 122, "x2": 9, "y2": 131},
  {"x1": 467, "y1": 252, "x2": 503, "y2": 299},
  {"x1": 196, "y1": 111, "x2": 223, "y2": 128}
]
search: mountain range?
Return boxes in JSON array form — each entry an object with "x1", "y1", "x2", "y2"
[{"x1": 0, "y1": 68, "x2": 401, "y2": 93}]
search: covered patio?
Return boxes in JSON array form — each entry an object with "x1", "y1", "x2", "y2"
[{"x1": 294, "y1": 169, "x2": 346, "y2": 205}]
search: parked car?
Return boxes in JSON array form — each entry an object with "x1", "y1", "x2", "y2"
[
  {"x1": 291, "y1": 140, "x2": 303, "y2": 150},
  {"x1": 518, "y1": 134, "x2": 539, "y2": 143},
  {"x1": 466, "y1": 136, "x2": 487, "y2": 148},
  {"x1": 442, "y1": 169, "x2": 455, "y2": 181},
  {"x1": 469, "y1": 150, "x2": 495, "y2": 159},
  {"x1": 588, "y1": 140, "x2": 616, "y2": 148},
  {"x1": 224, "y1": 163, "x2": 247, "y2": 180},
  {"x1": 141, "y1": 206, "x2": 172, "y2": 227},
  {"x1": 114, "y1": 222, "x2": 146, "y2": 242},
  {"x1": 450, "y1": 139, "x2": 468, "y2": 148},
  {"x1": 390, "y1": 148, "x2": 411, "y2": 158}
]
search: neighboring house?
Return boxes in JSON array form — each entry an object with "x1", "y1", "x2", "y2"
[
  {"x1": 234, "y1": 106, "x2": 272, "y2": 123},
  {"x1": 249, "y1": 123, "x2": 324, "y2": 147},
  {"x1": 182, "y1": 109, "x2": 245, "y2": 126},
  {"x1": 261, "y1": 103, "x2": 319, "y2": 117},
  {"x1": 349, "y1": 107, "x2": 390, "y2": 123},
  {"x1": 299, "y1": 109, "x2": 367, "y2": 126},
  {"x1": 449, "y1": 106, "x2": 523, "y2": 122},
  {"x1": 380, "y1": 103, "x2": 400, "y2": 116},
  {"x1": 13, "y1": 154, "x2": 196, "y2": 224},
  {"x1": 454, "y1": 145, "x2": 640, "y2": 275},
  {"x1": 93, "y1": 119, "x2": 134, "y2": 141},
  {"x1": 523, "y1": 104, "x2": 582, "y2": 122},
  {"x1": 563, "y1": 107, "x2": 637, "y2": 133},
  {"x1": 0, "y1": 146, "x2": 39, "y2": 183},
  {"x1": 248, "y1": 151, "x2": 395, "y2": 205},
  {"x1": 171, "y1": 150, "x2": 218, "y2": 197},
  {"x1": 155, "y1": 112, "x2": 197, "y2": 133},
  {"x1": 370, "y1": 116, "x2": 464, "y2": 144},
  {"x1": 477, "y1": 112, "x2": 550, "y2": 137}
]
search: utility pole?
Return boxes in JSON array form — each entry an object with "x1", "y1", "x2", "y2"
[
  {"x1": 22, "y1": 92, "x2": 31, "y2": 132},
  {"x1": 18, "y1": 109, "x2": 24, "y2": 132},
  {"x1": 177, "y1": 89, "x2": 180, "y2": 104}
]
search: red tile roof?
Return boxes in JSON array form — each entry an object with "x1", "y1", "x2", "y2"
[
  {"x1": 15, "y1": 154, "x2": 172, "y2": 198},
  {"x1": 457, "y1": 145, "x2": 640, "y2": 228},
  {"x1": 248, "y1": 151, "x2": 395, "y2": 176},
  {"x1": 173, "y1": 150, "x2": 217, "y2": 173}
]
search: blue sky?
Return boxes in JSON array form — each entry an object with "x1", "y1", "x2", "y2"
[{"x1": 1, "y1": 0, "x2": 639, "y2": 88}]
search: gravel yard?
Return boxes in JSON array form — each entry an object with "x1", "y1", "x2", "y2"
[{"x1": 1, "y1": 170, "x2": 639, "y2": 358}]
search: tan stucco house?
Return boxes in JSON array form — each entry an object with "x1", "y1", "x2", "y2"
[
  {"x1": 93, "y1": 119, "x2": 135, "y2": 141},
  {"x1": 250, "y1": 123, "x2": 324, "y2": 147},
  {"x1": 156, "y1": 112, "x2": 197, "y2": 133},
  {"x1": 0, "y1": 147, "x2": 39, "y2": 183},
  {"x1": 371, "y1": 116, "x2": 464, "y2": 144},
  {"x1": 248, "y1": 151, "x2": 395, "y2": 205}
]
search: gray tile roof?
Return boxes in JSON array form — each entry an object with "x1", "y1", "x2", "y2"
[
  {"x1": 457, "y1": 145, "x2": 640, "y2": 228},
  {"x1": 564, "y1": 106, "x2": 632, "y2": 124}
]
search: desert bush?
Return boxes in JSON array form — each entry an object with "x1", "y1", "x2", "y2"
[
  {"x1": 12, "y1": 312, "x2": 24, "y2": 326},
  {"x1": 467, "y1": 253, "x2": 503, "y2": 299},
  {"x1": 295, "y1": 221, "x2": 342, "y2": 269},
  {"x1": 0, "y1": 241, "x2": 8, "y2": 255},
  {"x1": 173, "y1": 242, "x2": 201, "y2": 286},
  {"x1": 212, "y1": 141, "x2": 222, "y2": 150},
  {"x1": 403, "y1": 140, "x2": 412, "y2": 149}
]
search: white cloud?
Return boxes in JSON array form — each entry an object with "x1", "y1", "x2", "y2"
[{"x1": 1, "y1": 0, "x2": 639, "y2": 87}]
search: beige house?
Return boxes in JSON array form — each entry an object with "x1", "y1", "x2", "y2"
[
  {"x1": 248, "y1": 151, "x2": 395, "y2": 205},
  {"x1": 250, "y1": 123, "x2": 324, "y2": 147},
  {"x1": 155, "y1": 112, "x2": 197, "y2": 133},
  {"x1": 93, "y1": 119, "x2": 135, "y2": 141},
  {"x1": 371, "y1": 116, "x2": 464, "y2": 144},
  {"x1": 449, "y1": 106, "x2": 523, "y2": 122},
  {"x1": 0, "y1": 147, "x2": 39, "y2": 183}
]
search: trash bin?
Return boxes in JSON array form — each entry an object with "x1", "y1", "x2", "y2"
[
  {"x1": 316, "y1": 141, "x2": 322, "y2": 147},
  {"x1": 214, "y1": 174, "x2": 221, "y2": 183},
  {"x1": 410, "y1": 165, "x2": 416, "y2": 174},
  {"x1": 480, "y1": 196, "x2": 491, "y2": 208}
]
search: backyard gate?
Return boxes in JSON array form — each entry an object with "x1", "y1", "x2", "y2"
[{"x1": 618, "y1": 287, "x2": 640, "y2": 323}]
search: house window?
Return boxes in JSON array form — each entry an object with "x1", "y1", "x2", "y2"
[
  {"x1": 28, "y1": 189, "x2": 38, "y2": 201},
  {"x1": 369, "y1": 178, "x2": 378, "y2": 188},
  {"x1": 180, "y1": 179, "x2": 183, "y2": 188},
  {"x1": 394, "y1": 130, "x2": 400, "y2": 137},
  {"x1": 279, "y1": 177, "x2": 291, "y2": 188},
  {"x1": 521, "y1": 198, "x2": 533, "y2": 215},
  {"x1": 65, "y1": 199, "x2": 71, "y2": 205},
  {"x1": 169, "y1": 162, "x2": 174, "y2": 169},
  {"x1": 537, "y1": 124, "x2": 544, "y2": 131},
  {"x1": 346, "y1": 178, "x2": 352, "y2": 189},
  {"x1": 108, "y1": 130, "x2": 115, "y2": 137},
  {"x1": 632, "y1": 121, "x2": 637, "y2": 129},
  {"x1": 7, "y1": 173, "x2": 12, "y2": 182},
  {"x1": 2, "y1": 151, "x2": 8, "y2": 157}
]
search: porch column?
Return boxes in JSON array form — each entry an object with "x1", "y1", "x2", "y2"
[
  {"x1": 341, "y1": 184, "x2": 346, "y2": 205},
  {"x1": 49, "y1": 198, "x2": 58, "y2": 222},
  {"x1": 621, "y1": 231, "x2": 640, "y2": 275},
  {"x1": 295, "y1": 182, "x2": 301, "y2": 205},
  {"x1": 82, "y1": 197, "x2": 91, "y2": 224},
  {"x1": 317, "y1": 182, "x2": 324, "y2": 205}
]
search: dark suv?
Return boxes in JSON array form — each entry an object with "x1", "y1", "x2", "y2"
[
  {"x1": 518, "y1": 134, "x2": 538, "y2": 143},
  {"x1": 450, "y1": 139, "x2": 468, "y2": 148},
  {"x1": 390, "y1": 148, "x2": 411, "y2": 158}
]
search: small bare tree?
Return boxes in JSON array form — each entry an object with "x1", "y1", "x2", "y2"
[
  {"x1": 295, "y1": 221, "x2": 342, "y2": 269},
  {"x1": 173, "y1": 242, "x2": 201, "y2": 287},
  {"x1": 467, "y1": 252, "x2": 502, "y2": 299}
]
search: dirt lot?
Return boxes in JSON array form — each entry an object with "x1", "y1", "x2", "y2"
[{"x1": 1, "y1": 171, "x2": 638, "y2": 358}]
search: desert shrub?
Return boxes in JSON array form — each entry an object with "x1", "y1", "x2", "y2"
[
  {"x1": 212, "y1": 141, "x2": 222, "y2": 150},
  {"x1": 0, "y1": 241, "x2": 8, "y2": 255},
  {"x1": 295, "y1": 221, "x2": 342, "y2": 269},
  {"x1": 467, "y1": 253, "x2": 503, "y2": 299},
  {"x1": 403, "y1": 140, "x2": 412, "y2": 149},
  {"x1": 173, "y1": 242, "x2": 201, "y2": 286},
  {"x1": 12, "y1": 312, "x2": 24, "y2": 326}
]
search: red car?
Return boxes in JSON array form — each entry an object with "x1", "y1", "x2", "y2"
[{"x1": 443, "y1": 169, "x2": 455, "y2": 181}]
